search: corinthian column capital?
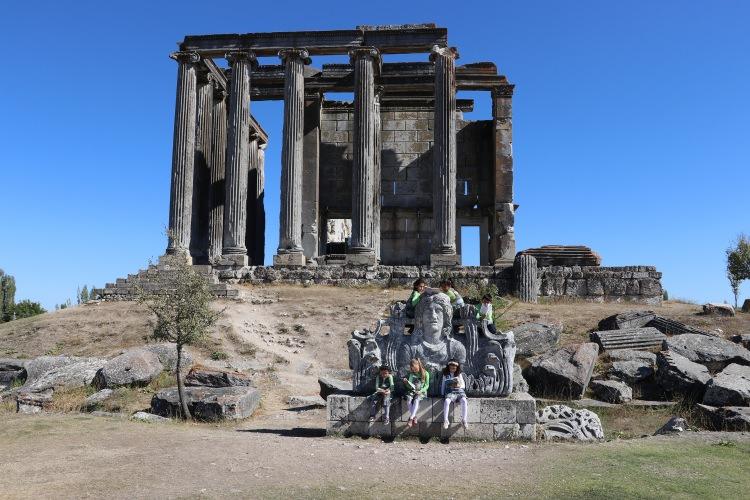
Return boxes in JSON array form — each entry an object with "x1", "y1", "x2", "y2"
[
  {"x1": 169, "y1": 51, "x2": 200, "y2": 64},
  {"x1": 349, "y1": 46, "x2": 381, "y2": 74},
  {"x1": 278, "y1": 48, "x2": 311, "y2": 64}
]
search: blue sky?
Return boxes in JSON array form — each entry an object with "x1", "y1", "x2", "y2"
[{"x1": 1, "y1": 1, "x2": 748, "y2": 309}]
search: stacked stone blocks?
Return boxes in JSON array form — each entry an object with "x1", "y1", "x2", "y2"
[{"x1": 327, "y1": 393, "x2": 536, "y2": 440}]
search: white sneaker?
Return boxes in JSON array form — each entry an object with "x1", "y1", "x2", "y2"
[{"x1": 443, "y1": 421, "x2": 449, "y2": 430}]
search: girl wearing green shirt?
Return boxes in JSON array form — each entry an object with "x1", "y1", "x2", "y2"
[{"x1": 402, "y1": 358, "x2": 430, "y2": 427}]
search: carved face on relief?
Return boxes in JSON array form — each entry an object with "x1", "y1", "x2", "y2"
[{"x1": 415, "y1": 292, "x2": 452, "y2": 344}]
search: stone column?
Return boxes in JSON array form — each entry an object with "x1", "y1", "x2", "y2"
[
  {"x1": 191, "y1": 72, "x2": 214, "y2": 261},
  {"x1": 372, "y1": 86, "x2": 383, "y2": 262},
  {"x1": 254, "y1": 145, "x2": 266, "y2": 264},
  {"x1": 430, "y1": 46, "x2": 460, "y2": 267},
  {"x1": 274, "y1": 48, "x2": 310, "y2": 267},
  {"x1": 166, "y1": 51, "x2": 200, "y2": 259},
  {"x1": 347, "y1": 47, "x2": 380, "y2": 266},
  {"x1": 207, "y1": 76, "x2": 227, "y2": 262},
  {"x1": 490, "y1": 85, "x2": 516, "y2": 265},
  {"x1": 221, "y1": 51, "x2": 256, "y2": 267},
  {"x1": 245, "y1": 134, "x2": 260, "y2": 263}
]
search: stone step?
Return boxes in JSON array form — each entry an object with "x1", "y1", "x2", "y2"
[
  {"x1": 519, "y1": 245, "x2": 601, "y2": 267},
  {"x1": 590, "y1": 327, "x2": 666, "y2": 351}
]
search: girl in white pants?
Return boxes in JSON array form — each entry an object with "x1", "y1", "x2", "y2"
[{"x1": 441, "y1": 360, "x2": 468, "y2": 429}]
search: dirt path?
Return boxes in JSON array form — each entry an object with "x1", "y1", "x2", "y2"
[{"x1": 2, "y1": 412, "x2": 749, "y2": 499}]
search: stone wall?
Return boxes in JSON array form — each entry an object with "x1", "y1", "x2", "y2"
[
  {"x1": 537, "y1": 266, "x2": 662, "y2": 305},
  {"x1": 318, "y1": 101, "x2": 494, "y2": 265},
  {"x1": 326, "y1": 393, "x2": 536, "y2": 440}
]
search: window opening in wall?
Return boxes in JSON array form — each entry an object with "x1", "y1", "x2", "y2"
[
  {"x1": 325, "y1": 218, "x2": 351, "y2": 256},
  {"x1": 460, "y1": 225, "x2": 480, "y2": 266}
]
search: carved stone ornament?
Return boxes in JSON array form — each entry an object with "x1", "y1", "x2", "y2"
[
  {"x1": 348, "y1": 290, "x2": 516, "y2": 396},
  {"x1": 224, "y1": 51, "x2": 257, "y2": 67},
  {"x1": 278, "y1": 48, "x2": 312, "y2": 65},
  {"x1": 536, "y1": 404, "x2": 604, "y2": 441},
  {"x1": 169, "y1": 51, "x2": 200, "y2": 64}
]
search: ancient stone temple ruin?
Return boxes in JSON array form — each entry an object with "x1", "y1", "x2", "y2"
[
  {"x1": 97, "y1": 24, "x2": 663, "y2": 304},
  {"x1": 165, "y1": 24, "x2": 516, "y2": 268}
]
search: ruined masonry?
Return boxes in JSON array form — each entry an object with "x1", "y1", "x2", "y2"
[{"x1": 97, "y1": 24, "x2": 662, "y2": 304}]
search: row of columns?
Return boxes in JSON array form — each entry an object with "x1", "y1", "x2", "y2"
[{"x1": 168, "y1": 44, "x2": 462, "y2": 268}]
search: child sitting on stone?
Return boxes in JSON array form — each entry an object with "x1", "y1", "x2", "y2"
[
  {"x1": 368, "y1": 365, "x2": 394, "y2": 424},
  {"x1": 403, "y1": 358, "x2": 430, "y2": 427},
  {"x1": 441, "y1": 359, "x2": 468, "y2": 429},
  {"x1": 439, "y1": 280, "x2": 465, "y2": 309},
  {"x1": 476, "y1": 293, "x2": 497, "y2": 335}
]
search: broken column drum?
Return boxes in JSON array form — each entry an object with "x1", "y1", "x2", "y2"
[
  {"x1": 166, "y1": 51, "x2": 200, "y2": 258},
  {"x1": 275, "y1": 48, "x2": 310, "y2": 264},
  {"x1": 222, "y1": 51, "x2": 256, "y2": 265}
]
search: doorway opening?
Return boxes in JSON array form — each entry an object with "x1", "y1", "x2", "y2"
[{"x1": 460, "y1": 226, "x2": 481, "y2": 266}]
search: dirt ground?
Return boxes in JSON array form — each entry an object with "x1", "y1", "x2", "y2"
[{"x1": 1, "y1": 412, "x2": 749, "y2": 499}]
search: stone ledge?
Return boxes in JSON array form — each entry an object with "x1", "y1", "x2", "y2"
[{"x1": 326, "y1": 393, "x2": 536, "y2": 441}]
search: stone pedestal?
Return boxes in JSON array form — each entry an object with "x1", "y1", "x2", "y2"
[
  {"x1": 326, "y1": 393, "x2": 536, "y2": 441},
  {"x1": 222, "y1": 51, "x2": 256, "y2": 262},
  {"x1": 274, "y1": 48, "x2": 310, "y2": 266},
  {"x1": 430, "y1": 253, "x2": 461, "y2": 267},
  {"x1": 346, "y1": 252, "x2": 378, "y2": 266},
  {"x1": 273, "y1": 252, "x2": 306, "y2": 267},
  {"x1": 166, "y1": 51, "x2": 200, "y2": 258}
]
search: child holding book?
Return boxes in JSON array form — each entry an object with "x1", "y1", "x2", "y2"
[
  {"x1": 368, "y1": 365, "x2": 394, "y2": 423},
  {"x1": 402, "y1": 358, "x2": 429, "y2": 427},
  {"x1": 441, "y1": 359, "x2": 468, "y2": 429}
]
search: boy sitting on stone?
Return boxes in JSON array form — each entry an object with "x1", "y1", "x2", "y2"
[{"x1": 368, "y1": 365, "x2": 394, "y2": 424}]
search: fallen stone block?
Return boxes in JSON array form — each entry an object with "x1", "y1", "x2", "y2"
[
  {"x1": 703, "y1": 363, "x2": 750, "y2": 407},
  {"x1": 663, "y1": 334, "x2": 750, "y2": 372},
  {"x1": 590, "y1": 379, "x2": 633, "y2": 403},
  {"x1": 743, "y1": 299, "x2": 750, "y2": 313},
  {"x1": 142, "y1": 343, "x2": 194, "y2": 373},
  {"x1": 608, "y1": 349, "x2": 656, "y2": 384},
  {"x1": 16, "y1": 389, "x2": 53, "y2": 414},
  {"x1": 84, "y1": 388, "x2": 114, "y2": 410},
  {"x1": 654, "y1": 416, "x2": 689, "y2": 435},
  {"x1": 131, "y1": 411, "x2": 171, "y2": 423},
  {"x1": 655, "y1": 351, "x2": 710, "y2": 395},
  {"x1": 598, "y1": 310, "x2": 656, "y2": 331},
  {"x1": 512, "y1": 364, "x2": 529, "y2": 393},
  {"x1": 318, "y1": 376, "x2": 353, "y2": 400},
  {"x1": 730, "y1": 334, "x2": 750, "y2": 350},
  {"x1": 185, "y1": 366, "x2": 253, "y2": 388},
  {"x1": 94, "y1": 348, "x2": 163, "y2": 388},
  {"x1": 527, "y1": 343, "x2": 599, "y2": 398},
  {"x1": 536, "y1": 404, "x2": 604, "y2": 441},
  {"x1": 287, "y1": 395, "x2": 326, "y2": 408},
  {"x1": 647, "y1": 316, "x2": 713, "y2": 337},
  {"x1": 151, "y1": 386, "x2": 261, "y2": 421},
  {"x1": 702, "y1": 303, "x2": 735, "y2": 317},
  {"x1": 697, "y1": 405, "x2": 750, "y2": 431},
  {"x1": 513, "y1": 322, "x2": 561, "y2": 357},
  {"x1": 591, "y1": 327, "x2": 665, "y2": 351},
  {"x1": 22, "y1": 357, "x2": 106, "y2": 392}
]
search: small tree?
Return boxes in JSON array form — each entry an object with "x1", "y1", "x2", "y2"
[
  {"x1": 726, "y1": 234, "x2": 750, "y2": 308},
  {"x1": 79, "y1": 285, "x2": 89, "y2": 304},
  {"x1": 136, "y1": 256, "x2": 220, "y2": 420},
  {"x1": 14, "y1": 300, "x2": 46, "y2": 319},
  {"x1": 1, "y1": 270, "x2": 16, "y2": 322}
]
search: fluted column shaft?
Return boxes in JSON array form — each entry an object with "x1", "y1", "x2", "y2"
[
  {"x1": 222, "y1": 51, "x2": 255, "y2": 260},
  {"x1": 166, "y1": 51, "x2": 199, "y2": 256},
  {"x1": 277, "y1": 49, "x2": 309, "y2": 254},
  {"x1": 208, "y1": 77, "x2": 227, "y2": 261},
  {"x1": 349, "y1": 47, "x2": 380, "y2": 255},
  {"x1": 431, "y1": 46, "x2": 459, "y2": 256}
]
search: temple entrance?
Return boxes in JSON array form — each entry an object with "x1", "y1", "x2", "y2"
[{"x1": 460, "y1": 225, "x2": 481, "y2": 266}]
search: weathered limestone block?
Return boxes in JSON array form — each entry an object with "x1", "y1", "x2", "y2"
[
  {"x1": 513, "y1": 322, "x2": 561, "y2": 357},
  {"x1": 185, "y1": 366, "x2": 253, "y2": 388},
  {"x1": 647, "y1": 316, "x2": 713, "y2": 337},
  {"x1": 608, "y1": 349, "x2": 656, "y2": 384},
  {"x1": 513, "y1": 364, "x2": 529, "y2": 393},
  {"x1": 731, "y1": 334, "x2": 750, "y2": 350},
  {"x1": 590, "y1": 379, "x2": 633, "y2": 404},
  {"x1": 697, "y1": 404, "x2": 750, "y2": 431},
  {"x1": 654, "y1": 416, "x2": 689, "y2": 435},
  {"x1": 586, "y1": 278, "x2": 604, "y2": 296},
  {"x1": 287, "y1": 395, "x2": 326, "y2": 408},
  {"x1": 590, "y1": 327, "x2": 666, "y2": 351},
  {"x1": 527, "y1": 343, "x2": 599, "y2": 398},
  {"x1": 131, "y1": 411, "x2": 171, "y2": 423},
  {"x1": 23, "y1": 357, "x2": 105, "y2": 392},
  {"x1": 16, "y1": 389, "x2": 54, "y2": 414},
  {"x1": 151, "y1": 386, "x2": 261, "y2": 421},
  {"x1": 318, "y1": 377, "x2": 352, "y2": 400},
  {"x1": 703, "y1": 363, "x2": 750, "y2": 407},
  {"x1": 0, "y1": 358, "x2": 26, "y2": 385},
  {"x1": 743, "y1": 299, "x2": 750, "y2": 313},
  {"x1": 655, "y1": 351, "x2": 710, "y2": 395},
  {"x1": 536, "y1": 404, "x2": 604, "y2": 441},
  {"x1": 663, "y1": 334, "x2": 750, "y2": 371},
  {"x1": 598, "y1": 310, "x2": 656, "y2": 331},
  {"x1": 94, "y1": 348, "x2": 164, "y2": 388},
  {"x1": 142, "y1": 343, "x2": 194, "y2": 373},
  {"x1": 702, "y1": 303, "x2": 735, "y2": 317}
]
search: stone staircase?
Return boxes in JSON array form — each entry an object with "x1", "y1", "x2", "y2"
[{"x1": 94, "y1": 260, "x2": 238, "y2": 301}]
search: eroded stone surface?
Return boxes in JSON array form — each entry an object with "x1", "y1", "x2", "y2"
[
  {"x1": 655, "y1": 351, "x2": 710, "y2": 395},
  {"x1": 528, "y1": 343, "x2": 599, "y2": 398},
  {"x1": 702, "y1": 303, "x2": 735, "y2": 317},
  {"x1": 703, "y1": 363, "x2": 750, "y2": 407},
  {"x1": 513, "y1": 322, "x2": 561, "y2": 357},
  {"x1": 185, "y1": 366, "x2": 252, "y2": 388},
  {"x1": 16, "y1": 389, "x2": 53, "y2": 414},
  {"x1": 95, "y1": 348, "x2": 163, "y2": 388},
  {"x1": 590, "y1": 379, "x2": 633, "y2": 404},
  {"x1": 23, "y1": 357, "x2": 105, "y2": 392},
  {"x1": 536, "y1": 404, "x2": 604, "y2": 441},
  {"x1": 654, "y1": 416, "x2": 689, "y2": 435},
  {"x1": 318, "y1": 377, "x2": 352, "y2": 400},
  {"x1": 151, "y1": 386, "x2": 261, "y2": 421},
  {"x1": 142, "y1": 343, "x2": 194, "y2": 373},
  {"x1": 663, "y1": 334, "x2": 750, "y2": 371}
]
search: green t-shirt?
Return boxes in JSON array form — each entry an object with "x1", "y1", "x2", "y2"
[{"x1": 405, "y1": 371, "x2": 430, "y2": 396}]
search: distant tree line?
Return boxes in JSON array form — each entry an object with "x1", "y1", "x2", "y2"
[{"x1": 0, "y1": 269, "x2": 46, "y2": 321}]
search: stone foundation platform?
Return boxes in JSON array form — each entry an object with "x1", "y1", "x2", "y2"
[{"x1": 326, "y1": 393, "x2": 536, "y2": 441}]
